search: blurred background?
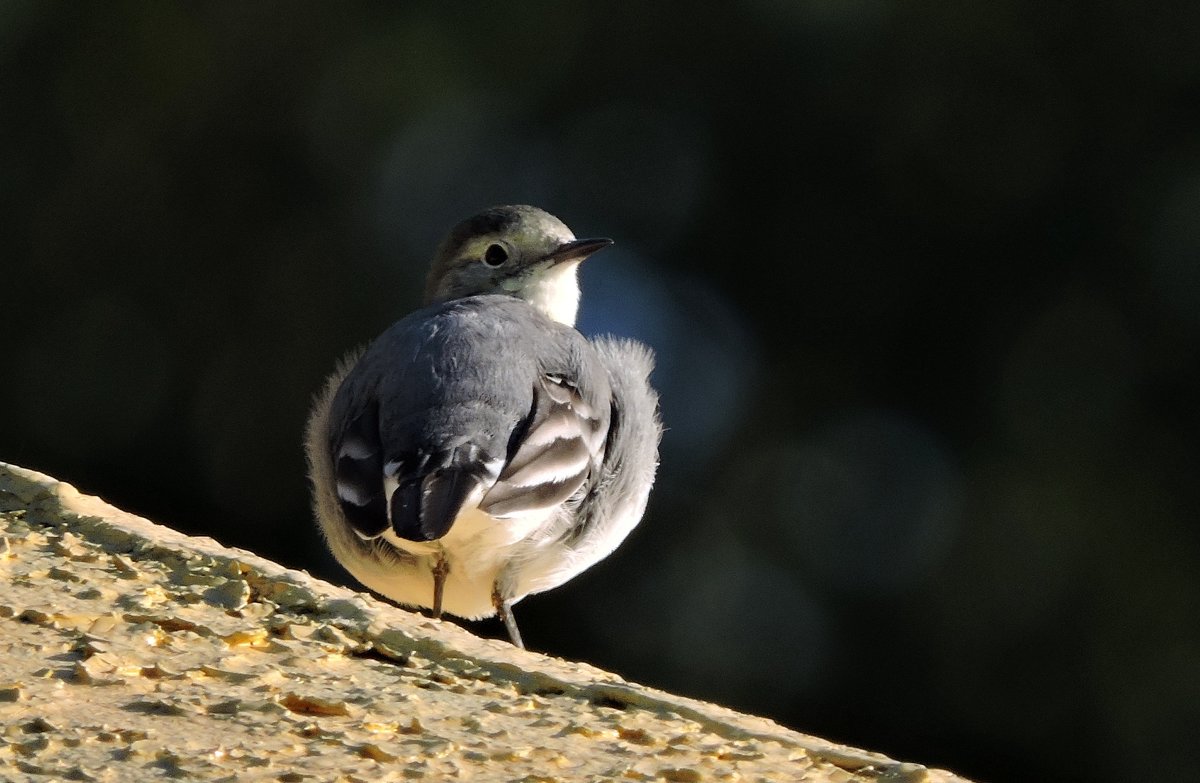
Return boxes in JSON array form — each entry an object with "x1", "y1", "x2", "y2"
[{"x1": 3, "y1": 3, "x2": 1198, "y2": 781}]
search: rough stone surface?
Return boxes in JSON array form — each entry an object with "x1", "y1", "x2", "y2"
[{"x1": 0, "y1": 462, "x2": 973, "y2": 782}]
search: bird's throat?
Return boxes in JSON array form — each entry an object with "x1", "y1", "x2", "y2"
[{"x1": 513, "y1": 263, "x2": 581, "y2": 326}]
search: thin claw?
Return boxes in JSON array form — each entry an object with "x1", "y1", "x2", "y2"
[
  {"x1": 493, "y1": 586, "x2": 524, "y2": 649},
  {"x1": 431, "y1": 555, "x2": 449, "y2": 619}
]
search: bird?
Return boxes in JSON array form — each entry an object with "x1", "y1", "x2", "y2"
[{"x1": 305, "y1": 205, "x2": 661, "y2": 648}]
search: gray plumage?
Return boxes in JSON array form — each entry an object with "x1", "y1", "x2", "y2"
[{"x1": 305, "y1": 205, "x2": 660, "y2": 648}]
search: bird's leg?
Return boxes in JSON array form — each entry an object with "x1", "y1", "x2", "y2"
[
  {"x1": 431, "y1": 554, "x2": 449, "y2": 619},
  {"x1": 492, "y1": 584, "x2": 524, "y2": 649}
]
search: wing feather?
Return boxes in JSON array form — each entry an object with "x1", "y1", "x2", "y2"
[{"x1": 480, "y1": 373, "x2": 606, "y2": 520}]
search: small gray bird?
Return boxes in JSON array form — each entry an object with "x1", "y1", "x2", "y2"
[{"x1": 305, "y1": 205, "x2": 661, "y2": 648}]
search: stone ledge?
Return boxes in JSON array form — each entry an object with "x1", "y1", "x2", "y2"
[{"x1": 0, "y1": 462, "x2": 972, "y2": 782}]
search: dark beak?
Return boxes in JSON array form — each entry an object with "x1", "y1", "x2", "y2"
[{"x1": 544, "y1": 237, "x2": 614, "y2": 265}]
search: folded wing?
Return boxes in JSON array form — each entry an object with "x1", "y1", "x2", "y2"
[{"x1": 481, "y1": 373, "x2": 607, "y2": 519}]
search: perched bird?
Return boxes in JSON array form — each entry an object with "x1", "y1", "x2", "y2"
[{"x1": 305, "y1": 205, "x2": 661, "y2": 648}]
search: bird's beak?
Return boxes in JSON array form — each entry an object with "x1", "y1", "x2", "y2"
[{"x1": 544, "y1": 237, "x2": 614, "y2": 266}]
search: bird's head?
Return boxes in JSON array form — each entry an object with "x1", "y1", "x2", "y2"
[{"x1": 424, "y1": 205, "x2": 612, "y2": 326}]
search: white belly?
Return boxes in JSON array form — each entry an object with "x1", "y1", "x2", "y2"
[{"x1": 355, "y1": 504, "x2": 564, "y2": 620}]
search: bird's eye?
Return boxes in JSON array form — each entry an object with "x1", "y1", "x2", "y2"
[{"x1": 483, "y1": 244, "x2": 509, "y2": 267}]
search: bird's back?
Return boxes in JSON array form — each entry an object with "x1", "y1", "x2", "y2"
[{"x1": 325, "y1": 295, "x2": 612, "y2": 549}]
